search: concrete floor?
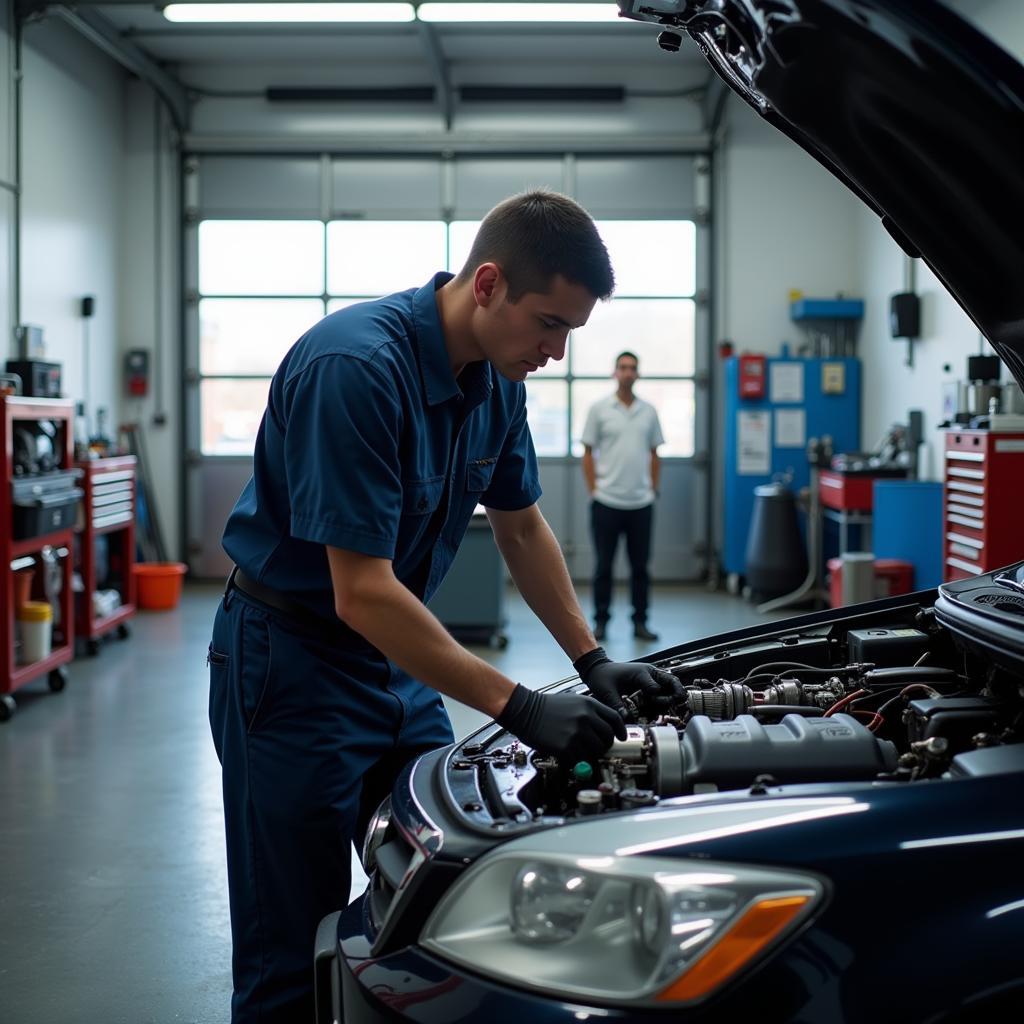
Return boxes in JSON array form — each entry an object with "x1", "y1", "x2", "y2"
[{"x1": 0, "y1": 581, "x2": 783, "y2": 1023}]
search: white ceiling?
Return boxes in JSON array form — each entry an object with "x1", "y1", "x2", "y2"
[{"x1": 84, "y1": 2, "x2": 708, "y2": 92}]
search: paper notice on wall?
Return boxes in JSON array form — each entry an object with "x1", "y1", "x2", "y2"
[
  {"x1": 775, "y1": 408, "x2": 806, "y2": 448},
  {"x1": 770, "y1": 362, "x2": 804, "y2": 403},
  {"x1": 738, "y1": 410, "x2": 771, "y2": 475}
]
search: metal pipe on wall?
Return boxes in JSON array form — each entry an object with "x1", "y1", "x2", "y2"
[
  {"x1": 152, "y1": 93, "x2": 166, "y2": 426},
  {"x1": 10, "y1": 2, "x2": 21, "y2": 336}
]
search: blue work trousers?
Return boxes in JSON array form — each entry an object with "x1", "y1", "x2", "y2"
[{"x1": 208, "y1": 587, "x2": 453, "y2": 1024}]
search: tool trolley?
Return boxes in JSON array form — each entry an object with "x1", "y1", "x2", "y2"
[{"x1": 1, "y1": 396, "x2": 77, "y2": 721}]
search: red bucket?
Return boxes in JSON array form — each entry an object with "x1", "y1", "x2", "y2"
[{"x1": 133, "y1": 562, "x2": 188, "y2": 610}]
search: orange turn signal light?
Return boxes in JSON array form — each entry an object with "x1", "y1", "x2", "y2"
[{"x1": 656, "y1": 894, "x2": 811, "y2": 1003}]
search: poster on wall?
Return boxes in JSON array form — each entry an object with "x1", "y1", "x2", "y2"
[
  {"x1": 738, "y1": 410, "x2": 771, "y2": 475},
  {"x1": 775, "y1": 408, "x2": 806, "y2": 448},
  {"x1": 770, "y1": 362, "x2": 804, "y2": 403}
]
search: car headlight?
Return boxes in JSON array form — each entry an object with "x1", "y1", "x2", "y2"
[
  {"x1": 361, "y1": 797, "x2": 392, "y2": 873},
  {"x1": 420, "y1": 852, "x2": 823, "y2": 1005}
]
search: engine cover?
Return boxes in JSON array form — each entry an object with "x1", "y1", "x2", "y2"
[{"x1": 672, "y1": 713, "x2": 899, "y2": 796}]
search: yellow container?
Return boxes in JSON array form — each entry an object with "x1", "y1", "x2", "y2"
[
  {"x1": 16, "y1": 600, "x2": 52, "y2": 664},
  {"x1": 17, "y1": 600, "x2": 52, "y2": 623}
]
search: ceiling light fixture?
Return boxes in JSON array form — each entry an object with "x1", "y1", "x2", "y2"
[
  {"x1": 417, "y1": 3, "x2": 621, "y2": 23},
  {"x1": 162, "y1": 3, "x2": 416, "y2": 23}
]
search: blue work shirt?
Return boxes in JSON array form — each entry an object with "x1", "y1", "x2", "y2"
[{"x1": 222, "y1": 272, "x2": 542, "y2": 628}]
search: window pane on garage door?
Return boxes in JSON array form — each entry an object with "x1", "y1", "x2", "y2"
[
  {"x1": 201, "y1": 379, "x2": 271, "y2": 456},
  {"x1": 327, "y1": 221, "x2": 446, "y2": 296},
  {"x1": 595, "y1": 220, "x2": 695, "y2": 297},
  {"x1": 524, "y1": 379, "x2": 568, "y2": 456},
  {"x1": 572, "y1": 298, "x2": 695, "y2": 377},
  {"x1": 200, "y1": 299, "x2": 325, "y2": 376},
  {"x1": 199, "y1": 221, "x2": 325, "y2": 296},
  {"x1": 448, "y1": 220, "x2": 479, "y2": 275},
  {"x1": 571, "y1": 379, "x2": 695, "y2": 458}
]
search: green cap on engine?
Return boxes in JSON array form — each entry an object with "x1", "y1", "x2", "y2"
[{"x1": 573, "y1": 761, "x2": 593, "y2": 781}]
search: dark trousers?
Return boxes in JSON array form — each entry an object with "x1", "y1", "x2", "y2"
[
  {"x1": 208, "y1": 588, "x2": 453, "y2": 1024},
  {"x1": 590, "y1": 499, "x2": 654, "y2": 625}
]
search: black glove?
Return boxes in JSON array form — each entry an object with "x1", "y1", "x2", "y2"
[
  {"x1": 573, "y1": 647, "x2": 685, "y2": 717},
  {"x1": 497, "y1": 683, "x2": 627, "y2": 761}
]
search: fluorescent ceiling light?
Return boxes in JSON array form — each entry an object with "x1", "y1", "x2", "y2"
[
  {"x1": 163, "y1": 3, "x2": 415, "y2": 23},
  {"x1": 417, "y1": 3, "x2": 620, "y2": 23}
]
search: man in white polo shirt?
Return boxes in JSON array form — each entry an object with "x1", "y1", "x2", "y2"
[{"x1": 581, "y1": 350, "x2": 665, "y2": 642}]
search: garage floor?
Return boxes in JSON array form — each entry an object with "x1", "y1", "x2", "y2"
[{"x1": 0, "y1": 581, "x2": 785, "y2": 1023}]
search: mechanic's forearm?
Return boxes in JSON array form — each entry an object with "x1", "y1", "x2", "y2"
[
  {"x1": 651, "y1": 452, "x2": 660, "y2": 495},
  {"x1": 339, "y1": 577, "x2": 515, "y2": 718},
  {"x1": 497, "y1": 516, "x2": 596, "y2": 662}
]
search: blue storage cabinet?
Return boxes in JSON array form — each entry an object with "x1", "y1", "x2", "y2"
[
  {"x1": 872, "y1": 480, "x2": 944, "y2": 590},
  {"x1": 723, "y1": 357, "x2": 861, "y2": 578}
]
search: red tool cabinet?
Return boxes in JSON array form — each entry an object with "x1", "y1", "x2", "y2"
[
  {"x1": 943, "y1": 428, "x2": 1024, "y2": 581},
  {"x1": 74, "y1": 455, "x2": 137, "y2": 655},
  {"x1": 1, "y1": 396, "x2": 75, "y2": 721}
]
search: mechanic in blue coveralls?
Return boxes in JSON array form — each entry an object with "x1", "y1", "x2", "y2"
[{"x1": 208, "y1": 190, "x2": 683, "y2": 1024}]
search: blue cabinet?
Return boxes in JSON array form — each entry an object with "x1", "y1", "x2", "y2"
[
  {"x1": 872, "y1": 480, "x2": 944, "y2": 590},
  {"x1": 723, "y1": 357, "x2": 860, "y2": 578}
]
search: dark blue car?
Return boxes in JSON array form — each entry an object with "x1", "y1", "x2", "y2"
[{"x1": 315, "y1": 2, "x2": 1024, "y2": 1020}]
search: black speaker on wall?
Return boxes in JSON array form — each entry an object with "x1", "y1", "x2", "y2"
[{"x1": 890, "y1": 292, "x2": 920, "y2": 338}]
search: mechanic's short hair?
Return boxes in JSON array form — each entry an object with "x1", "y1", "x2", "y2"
[
  {"x1": 457, "y1": 189, "x2": 614, "y2": 302},
  {"x1": 616, "y1": 350, "x2": 639, "y2": 368}
]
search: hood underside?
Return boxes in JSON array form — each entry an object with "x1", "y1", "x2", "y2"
[{"x1": 619, "y1": 0, "x2": 1024, "y2": 385}]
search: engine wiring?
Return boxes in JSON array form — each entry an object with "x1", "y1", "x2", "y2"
[
  {"x1": 848, "y1": 709, "x2": 885, "y2": 731},
  {"x1": 876, "y1": 683, "x2": 941, "y2": 718},
  {"x1": 741, "y1": 661, "x2": 863, "y2": 682},
  {"x1": 823, "y1": 688, "x2": 869, "y2": 717}
]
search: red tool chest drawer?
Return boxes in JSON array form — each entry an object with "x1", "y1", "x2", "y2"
[
  {"x1": 943, "y1": 429, "x2": 1024, "y2": 581},
  {"x1": 819, "y1": 468, "x2": 907, "y2": 511},
  {"x1": 820, "y1": 470, "x2": 874, "y2": 510}
]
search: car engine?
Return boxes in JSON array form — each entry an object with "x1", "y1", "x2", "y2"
[{"x1": 446, "y1": 600, "x2": 1024, "y2": 825}]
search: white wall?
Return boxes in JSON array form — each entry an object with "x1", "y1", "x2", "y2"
[
  {"x1": 854, "y1": 0, "x2": 1024, "y2": 483},
  {"x1": 19, "y1": 19, "x2": 124, "y2": 434},
  {"x1": 3, "y1": 17, "x2": 182, "y2": 560},
  {"x1": 710, "y1": 96, "x2": 865, "y2": 564},
  {"x1": 120, "y1": 83, "x2": 182, "y2": 560},
  {"x1": 714, "y1": 97, "x2": 863, "y2": 356}
]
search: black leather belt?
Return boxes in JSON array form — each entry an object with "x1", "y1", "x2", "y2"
[{"x1": 226, "y1": 566, "x2": 367, "y2": 647}]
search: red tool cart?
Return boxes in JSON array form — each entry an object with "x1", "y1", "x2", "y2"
[
  {"x1": 74, "y1": 455, "x2": 137, "y2": 655},
  {"x1": 1, "y1": 396, "x2": 77, "y2": 722},
  {"x1": 943, "y1": 428, "x2": 1024, "y2": 580}
]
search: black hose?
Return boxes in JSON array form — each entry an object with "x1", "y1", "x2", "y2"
[{"x1": 862, "y1": 667, "x2": 959, "y2": 689}]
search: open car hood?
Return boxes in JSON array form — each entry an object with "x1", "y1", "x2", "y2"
[{"x1": 618, "y1": 0, "x2": 1024, "y2": 385}]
